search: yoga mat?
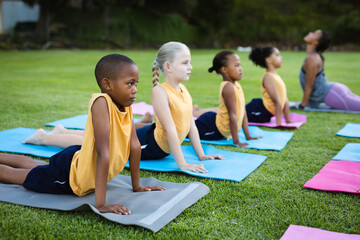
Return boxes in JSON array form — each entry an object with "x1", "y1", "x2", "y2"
[
  {"x1": 248, "y1": 113, "x2": 306, "y2": 129},
  {"x1": 0, "y1": 174, "x2": 209, "y2": 233},
  {"x1": 280, "y1": 224, "x2": 360, "y2": 240},
  {"x1": 336, "y1": 123, "x2": 360, "y2": 138},
  {"x1": 0, "y1": 127, "x2": 62, "y2": 158},
  {"x1": 184, "y1": 126, "x2": 293, "y2": 151},
  {"x1": 132, "y1": 101, "x2": 154, "y2": 115},
  {"x1": 133, "y1": 145, "x2": 267, "y2": 182},
  {"x1": 303, "y1": 160, "x2": 360, "y2": 194},
  {"x1": 332, "y1": 143, "x2": 360, "y2": 163},
  {"x1": 45, "y1": 115, "x2": 139, "y2": 130},
  {"x1": 289, "y1": 101, "x2": 360, "y2": 114},
  {"x1": 0, "y1": 128, "x2": 267, "y2": 182}
]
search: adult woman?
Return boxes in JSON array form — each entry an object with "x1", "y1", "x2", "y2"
[{"x1": 299, "y1": 29, "x2": 360, "y2": 111}]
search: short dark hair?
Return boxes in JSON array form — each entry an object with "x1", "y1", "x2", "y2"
[
  {"x1": 208, "y1": 51, "x2": 235, "y2": 74},
  {"x1": 316, "y1": 30, "x2": 330, "y2": 53},
  {"x1": 248, "y1": 46, "x2": 274, "y2": 68},
  {"x1": 94, "y1": 54, "x2": 135, "y2": 89}
]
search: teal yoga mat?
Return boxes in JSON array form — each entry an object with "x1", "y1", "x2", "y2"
[
  {"x1": 184, "y1": 126, "x2": 293, "y2": 151},
  {"x1": 0, "y1": 128, "x2": 267, "y2": 182},
  {"x1": 336, "y1": 123, "x2": 360, "y2": 138},
  {"x1": 332, "y1": 143, "x2": 360, "y2": 163}
]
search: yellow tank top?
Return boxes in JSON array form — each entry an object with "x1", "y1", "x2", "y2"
[
  {"x1": 215, "y1": 81, "x2": 245, "y2": 138},
  {"x1": 261, "y1": 72, "x2": 287, "y2": 115},
  {"x1": 69, "y1": 93, "x2": 132, "y2": 196},
  {"x1": 154, "y1": 82, "x2": 193, "y2": 153}
]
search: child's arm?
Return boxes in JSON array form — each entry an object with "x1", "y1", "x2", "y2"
[
  {"x1": 188, "y1": 117, "x2": 225, "y2": 161},
  {"x1": 241, "y1": 111, "x2": 261, "y2": 140},
  {"x1": 152, "y1": 86, "x2": 207, "y2": 173},
  {"x1": 92, "y1": 97, "x2": 130, "y2": 215},
  {"x1": 128, "y1": 120, "x2": 166, "y2": 192},
  {"x1": 263, "y1": 74, "x2": 282, "y2": 126},
  {"x1": 222, "y1": 83, "x2": 248, "y2": 147},
  {"x1": 283, "y1": 99, "x2": 293, "y2": 123}
]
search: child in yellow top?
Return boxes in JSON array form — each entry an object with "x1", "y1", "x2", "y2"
[
  {"x1": 192, "y1": 51, "x2": 260, "y2": 147},
  {"x1": 0, "y1": 54, "x2": 165, "y2": 215},
  {"x1": 135, "y1": 42, "x2": 224, "y2": 173},
  {"x1": 246, "y1": 46, "x2": 293, "y2": 125}
]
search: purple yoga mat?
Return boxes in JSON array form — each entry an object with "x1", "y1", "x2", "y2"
[
  {"x1": 248, "y1": 113, "x2": 307, "y2": 129},
  {"x1": 132, "y1": 101, "x2": 154, "y2": 115},
  {"x1": 280, "y1": 225, "x2": 360, "y2": 240},
  {"x1": 303, "y1": 160, "x2": 360, "y2": 194}
]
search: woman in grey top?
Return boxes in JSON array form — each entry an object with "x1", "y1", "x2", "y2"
[{"x1": 299, "y1": 29, "x2": 360, "y2": 111}]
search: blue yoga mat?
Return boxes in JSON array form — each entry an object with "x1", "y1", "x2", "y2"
[
  {"x1": 45, "y1": 114, "x2": 139, "y2": 129},
  {"x1": 332, "y1": 143, "x2": 360, "y2": 163},
  {"x1": 336, "y1": 123, "x2": 360, "y2": 138},
  {"x1": 44, "y1": 114, "x2": 88, "y2": 129},
  {"x1": 0, "y1": 128, "x2": 267, "y2": 182},
  {"x1": 184, "y1": 126, "x2": 293, "y2": 151},
  {"x1": 0, "y1": 127, "x2": 62, "y2": 158}
]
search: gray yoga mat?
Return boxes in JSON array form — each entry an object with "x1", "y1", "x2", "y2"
[{"x1": 0, "y1": 174, "x2": 209, "y2": 233}]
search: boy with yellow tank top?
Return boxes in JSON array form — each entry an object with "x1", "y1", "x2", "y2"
[
  {"x1": 246, "y1": 46, "x2": 293, "y2": 125},
  {"x1": 0, "y1": 54, "x2": 165, "y2": 215},
  {"x1": 135, "y1": 42, "x2": 224, "y2": 173},
  {"x1": 192, "y1": 51, "x2": 260, "y2": 148}
]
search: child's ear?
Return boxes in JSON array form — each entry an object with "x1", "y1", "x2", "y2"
[
  {"x1": 220, "y1": 66, "x2": 227, "y2": 74},
  {"x1": 265, "y1": 57, "x2": 272, "y2": 66},
  {"x1": 163, "y1": 61, "x2": 172, "y2": 73},
  {"x1": 102, "y1": 78, "x2": 112, "y2": 91}
]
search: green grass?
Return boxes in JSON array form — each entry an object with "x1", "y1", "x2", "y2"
[{"x1": 0, "y1": 50, "x2": 359, "y2": 239}]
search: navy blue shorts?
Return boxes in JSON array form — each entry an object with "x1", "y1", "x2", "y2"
[
  {"x1": 136, "y1": 123, "x2": 169, "y2": 160},
  {"x1": 194, "y1": 111, "x2": 224, "y2": 140},
  {"x1": 246, "y1": 98, "x2": 273, "y2": 123},
  {"x1": 23, "y1": 145, "x2": 81, "y2": 194}
]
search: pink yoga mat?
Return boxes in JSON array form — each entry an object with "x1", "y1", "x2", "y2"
[
  {"x1": 280, "y1": 225, "x2": 360, "y2": 240},
  {"x1": 132, "y1": 101, "x2": 154, "y2": 115},
  {"x1": 303, "y1": 160, "x2": 360, "y2": 194},
  {"x1": 248, "y1": 113, "x2": 307, "y2": 129}
]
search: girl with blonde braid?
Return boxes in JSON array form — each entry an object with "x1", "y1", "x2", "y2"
[{"x1": 135, "y1": 41, "x2": 224, "y2": 173}]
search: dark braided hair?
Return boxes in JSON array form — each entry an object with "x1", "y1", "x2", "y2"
[
  {"x1": 208, "y1": 51, "x2": 235, "y2": 74},
  {"x1": 248, "y1": 46, "x2": 274, "y2": 68}
]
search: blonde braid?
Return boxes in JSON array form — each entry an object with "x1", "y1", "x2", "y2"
[{"x1": 152, "y1": 60, "x2": 160, "y2": 86}]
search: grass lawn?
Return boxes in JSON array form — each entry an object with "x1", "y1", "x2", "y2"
[{"x1": 0, "y1": 49, "x2": 359, "y2": 239}]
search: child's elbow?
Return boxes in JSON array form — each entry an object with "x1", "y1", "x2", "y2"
[{"x1": 130, "y1": 140, "x2": 141, "y2": 152}]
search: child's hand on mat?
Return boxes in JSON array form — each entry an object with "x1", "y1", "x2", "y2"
[
  {"x1": 199, "y1": 154, "x2": 225, "y2": 160},
  {"x1": 133, "y1": 185, "x2": 166, "y2": 192},
  {"x1": 180, "y1": 163, "x2": 208, "y2": 173},
  {"x1": 97, "y1": 203, "x2": 131, "y2": 215},
  {"x1": 234, "y1": 141, "x2": 248, "y2": 148}
]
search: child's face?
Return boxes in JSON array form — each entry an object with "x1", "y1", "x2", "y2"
[
  {"x1": 109, "y1": 64, "x2": 139, "y2": 110},
  {"x1": 225, "y1": 54, "x2": 243, "y2": 81},
  {"x1": 267, "y1": 48, "x2": 282, "y2": 68},
  {"x1": 168, "y1": 48, "x2": 192, "y2": 82}
]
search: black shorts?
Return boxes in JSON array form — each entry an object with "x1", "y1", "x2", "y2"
[
  {"x1": 246, "y1": 98, "x2": 273, "y2": 123},
  {"x1": 194, "y1": 111, "x2": 224, "y2": 140},
  {"x1": 23, "y1": 145, "x2": 81, "y2": 194},
  {"x1": 136, "y1": 123, "x2": 169, "y2": 160}
]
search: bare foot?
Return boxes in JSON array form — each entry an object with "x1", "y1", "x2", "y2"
[
  {"x1": 138, "y1": 112, "x2": 153, "y2": 123},
  {"x1": 50, "y1": 125, "x2": 66, "y2": 135},
  {"x1": 23, "y1": 129, "x2": 48, "y2": 145}
]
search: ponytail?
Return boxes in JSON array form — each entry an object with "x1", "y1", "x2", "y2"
[
  {"x1": 248, "y1": 46, "x2": 273, "y2": 68},
  {"x1": 152, "y1": 60, "x2": 160, "y2": 86},
  {"x1": 208, "y1": 51, "x2": 235, "y2": 74}
]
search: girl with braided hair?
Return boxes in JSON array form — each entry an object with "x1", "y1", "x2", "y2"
[{"x1": 135, "y1": 42, "x2": 224, "y2": 173}]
